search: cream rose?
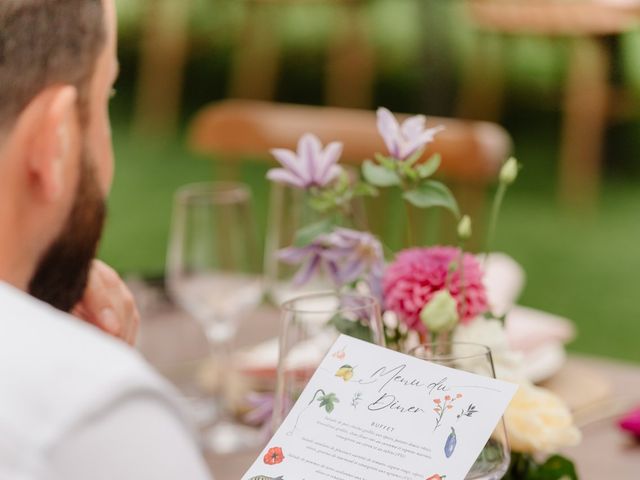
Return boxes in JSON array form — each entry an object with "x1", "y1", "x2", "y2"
[{"x1": 505, "y1": 382, "x2": 581, "y2": 453}]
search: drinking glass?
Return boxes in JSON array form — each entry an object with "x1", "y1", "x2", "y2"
[
  {"x1": 166, "y1": 181, "x2": 263, "y2": 453},
  {"x1": 410, "y1": 342, "x2": 511, "y2": 480},
  {"x1": 264, "y1": 178, "x2": 368, "y2": 305},
  {"x1": 272, "y1": 292, "x2": 385, "y2": 429}
]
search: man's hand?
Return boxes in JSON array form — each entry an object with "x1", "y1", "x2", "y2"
[{"x1": 72, "y1": 260, "x2": 140, "y2": 346}]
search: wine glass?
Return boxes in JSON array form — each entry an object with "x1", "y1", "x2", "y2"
[
  {"x1": 264, "y1": 175, "x2": 368, "y2": 305},
  {"x1": 166, "y1": 181, "x2": 263, "y2": 454},
  {"x1": 272, "y1": 292, "x2": 385, "y2": 429},
  {"x1": 410, "y1": 342, "x2": 511, "y2": 480}
]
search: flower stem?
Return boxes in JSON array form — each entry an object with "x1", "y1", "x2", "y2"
[
  {"x1": 404, "y1": 202, "x2": 417, "y2": 247},
  {"x1": 484, "y1": 182, "x2": 507, "y2": 265}
]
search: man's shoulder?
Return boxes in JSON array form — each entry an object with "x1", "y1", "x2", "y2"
[{"x1": 0, "y1": 283, "x2": 182, "y2": 450}]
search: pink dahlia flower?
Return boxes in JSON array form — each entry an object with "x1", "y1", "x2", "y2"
[{"x1": 382, "y1": 247, "x2": 488, "y2": 332}]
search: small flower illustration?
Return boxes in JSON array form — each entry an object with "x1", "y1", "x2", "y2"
[
  {"x1": 335, "y1": 365, "x2": 355, "y2": 382},
  {"x1": 433, "y1": 392, "x2": 462, "y2": 430},
  {"x1": 263, "y1": 446, "x2": 285, "y2": 465}
]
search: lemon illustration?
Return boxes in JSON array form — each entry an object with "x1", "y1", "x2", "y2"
[{"x1": 335, "y1": 365, "x2": 354, "y2": 382}]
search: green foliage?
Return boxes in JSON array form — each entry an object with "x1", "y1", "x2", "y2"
[
  {"x1": 403, "y1": 181, "x2": 460, "y2": 218},
  {"x1": 293, "y1": 218, "x2": 334, "y2": 247},
  {"x1": 317, "y1": 392, "x2": 340, "y2": 413},
  {"x1": 416, "y1": 154, "x2": 441, "y2": 179},
  {"x1": 504, "y1": 453, "x2": 578, "y2": 480},
  {"x1": 362, "y1": 159, "x2": 402, "y2": 187},
  {"x1": 329, "y1": 314, "x2": 374, "y2": 343}
]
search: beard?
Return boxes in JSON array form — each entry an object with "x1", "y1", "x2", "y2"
[{"x1": 28, "y1": 153, "x2": 107, "y2": 312}]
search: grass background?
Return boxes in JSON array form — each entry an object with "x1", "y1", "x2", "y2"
[
  {"x1": 99, "y1": 0, "x2": 640, "y2": 363},
  {"x1": 99, "y1": 120, "x2": 640, "y2": 363}
]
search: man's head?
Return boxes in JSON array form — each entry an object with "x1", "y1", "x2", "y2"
[{"x1": 0, "y1": 0, "x2": 118, "y2": 311}]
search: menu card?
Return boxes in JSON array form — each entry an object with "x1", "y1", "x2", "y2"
[{"x1": 242, "y1": 335, "x2": 518, "y2": 480}]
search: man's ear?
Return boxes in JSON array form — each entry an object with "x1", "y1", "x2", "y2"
[{"x1": 16, "y1": 85, "x2": 79, "y2": 202}]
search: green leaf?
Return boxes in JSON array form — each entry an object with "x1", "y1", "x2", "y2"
[
  {"x1": 293, "y1": 218, "x2": 334, "y2": 247},
  {"x1": 353, "y1": 181, "x2": 378, "y2": 197},
  {"x1": 404, "y1": 148, "x2": 425, "y2": 167},
  {"x1": 402, "y1": 162, "x2": 419, "y2": 182},
  {"x1": 403, "y1": 180, "x2": 460, "y2": 218},
  {"x1": 374, "y1": 153, "x2": 396, "y2": 169},
  {"x1": 416, "y1": 153, "x2": 441, "y2": 179},
  {"x1": 329, "y1": 314, "x2": 374, "y2": 343},
  {"x1": 534, "y1": 455, "x2": 578, "y2": 480},
  {"x1": 362, "y1": 160, "x2": 401, "y2": 187},
  {"x1": 504, "y1": 453, "x2": 578, "y2": 480}
]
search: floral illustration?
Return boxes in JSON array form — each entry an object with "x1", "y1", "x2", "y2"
[
  {"x1": 444, "y1": 427, "x2": 457, "y2": 458},
  {"x1": 332, "y1": 347, "x2": 347, "y2": 360},
  {"x1": 263, "y1": 446, "x2": 285, "y2": 465},
  {"x1": 250, "y1": 475, "x2": 284, "y2": 480},
  {"x1": 335, "y1": 365, "x2": 355, "y2": 382},
  {"x1": 287, "y1": 389, "x2": 340, "y2": 436},
  {"x1": 433, "y1": 393, "x2": 463, "y2": 431},
  {"x1": 425, "y1": 474, "x2": 447, "y2": 480},
  {"x1": 457, "y1": 403, "x2": 479, "y2": 421},
  {"x1": 351, "y1": 392, "x2": 363, "y2": 409}
]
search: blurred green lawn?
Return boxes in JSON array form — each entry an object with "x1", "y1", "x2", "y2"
[{"x1": 100, "y1": 126, "x2": 640, "y2": 363}]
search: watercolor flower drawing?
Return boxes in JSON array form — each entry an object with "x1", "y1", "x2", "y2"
[
  {"x1": 425, "y1": 474, "x2": 447, "y2": 480},
  {"x1": 263, "y1": 446, "x2": 285, "y2": 465},
  {"x1": 433, "y1": 393, "x2": 463, "y2": 431}
]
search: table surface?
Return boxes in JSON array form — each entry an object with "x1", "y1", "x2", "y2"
[{"x1": 135, "y1": 295, "x2": 640, "y2": 480}]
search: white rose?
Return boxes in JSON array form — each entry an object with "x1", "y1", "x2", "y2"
[
  {"x1": 505, "y1": 382, "x2": 581, "y2": 453},
  {"x1": 453, "y1": 317, "x2": 525, "y2": 382}
]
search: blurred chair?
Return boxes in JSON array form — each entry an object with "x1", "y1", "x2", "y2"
[
  {"x1": 229, "y1": 0, "x2": 375, "y2": 108},
  {"x1": 133, "y1": 0, "x2": 192, "y2": 136},
  {"x1": 188, "y1": 99, "x2": 512, "y2": 247},
  {"x1": 460, "y1": 0, "x2": 640, "y2": 208}
]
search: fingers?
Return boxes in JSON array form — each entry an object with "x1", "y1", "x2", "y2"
[{"x1": 74, "y1": 260, "x2": 140, "y2": 346}]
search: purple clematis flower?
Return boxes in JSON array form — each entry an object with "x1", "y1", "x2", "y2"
[
  {"x1": 376, "y1": 107, "x2": 445, "y2": 161},
  {"x1": 243, "y1": 392, "x2": 293, "y2": 439},
  {"x1": 267, "y1": 133, "x2": 344, "y2": 189},
  {"x1": 324, "y1": 228, "x2": 385, "y2": 285},
  {"x1": 278, "y1": 236, "x2": 342, "y2": 286},
  {"x1": 278, "y1": 228, "x2": 384, "y2": 288}
]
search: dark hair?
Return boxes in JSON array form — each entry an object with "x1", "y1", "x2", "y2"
[{"x1": 0, "y1": 0, "x2": 106, "y2": 130}]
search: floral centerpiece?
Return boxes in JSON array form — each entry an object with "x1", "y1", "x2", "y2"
[{"x1": 261, "y1": 107, "x2": 581, "y2": 479}]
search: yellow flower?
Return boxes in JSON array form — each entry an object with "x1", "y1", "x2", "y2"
[
  {"x1": 335, "y1": 365, "x2": 354, "y2": 382},
  {"x1": 505, "y1": 382, "x2": 581, "y2": 453}
]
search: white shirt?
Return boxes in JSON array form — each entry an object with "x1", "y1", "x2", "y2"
[{"x1": 0, "y1": 282, "x2": 212, "y2": 480}]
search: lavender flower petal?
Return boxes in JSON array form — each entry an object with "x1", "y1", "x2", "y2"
[
  {"x1": 376, "y1": 107, "x2": 444, "y2": 161},
  {"x1": 317, "y1": 141, "x2": 344, "y2": 184},
  {"x1": 267, "y1": 168, "x2": 307, "y2": 188},
  {"x1": 376, "y1": 107, "x2": 401, "y2": 158},
  {"x1": 293, "y1": 254, "x2": 322, "y2": 286},
  {"x1": 270, "y1": 148, "x2": 306, "y2": 179},
  {"x1": 278, "y1": 245, "x2": 315, "y2": 263},
  {"x1": 400, "y1": 114, "x2": 427, "y2": 140},
  {"x1": 298, "y1": 133, "x2": 323, "y2": 185}
]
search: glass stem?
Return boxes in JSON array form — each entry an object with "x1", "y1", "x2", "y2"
[{"x1": 205, "y1": 325, "x2": 235, "y2": 422}]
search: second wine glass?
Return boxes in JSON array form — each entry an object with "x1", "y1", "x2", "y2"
[
  {"x1": 410, "y1": 342, "x2": 511, "y2": 480},
  {"x1": 166, "y1": 181, "x2": 263, "y2": 454}
]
